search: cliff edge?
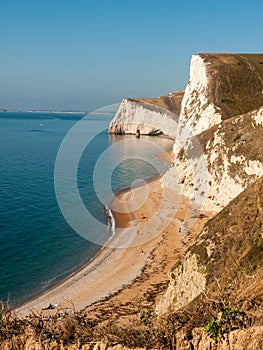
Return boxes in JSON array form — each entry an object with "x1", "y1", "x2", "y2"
[
  {"x1": 163, "y1": 53, "x2": 263, "y2": 213},
  {"x1": 108, "y1": 90, "x2": 184, "y2": 138},
  {"x1": 179, "y1": 53, "x2": 263, "y2": 136}
]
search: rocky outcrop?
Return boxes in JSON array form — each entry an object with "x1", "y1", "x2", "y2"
[
  {"x1": 157, "y1": 251, "x2": 207, "y2": 315},
  {"x1": 108, "y1": 91, "x2": 184, "y2": 139}
]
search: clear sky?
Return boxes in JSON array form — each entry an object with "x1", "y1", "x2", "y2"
[{"x1": 1, "y1": 0, "x2": 263, "y2": 111}]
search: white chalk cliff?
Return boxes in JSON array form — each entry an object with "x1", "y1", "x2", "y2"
[
  {"x1": 163, "y1": 53, "x2": 263, "y2": 213},
  {"x1": 164, "y1": 106, "x2": 263, "y2": 213},
  {"x1": 108, "y1": 91, "x2": 184, "y2": 139},
  {"x1": 178, "y1": 53, "x2": 263, "y2": 137},
  {"x1": 178, "y1": 54, "x2": 223, "y2": 136}
]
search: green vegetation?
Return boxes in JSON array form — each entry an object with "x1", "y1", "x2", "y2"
[{"x1": 204, "y1": 306, "x2": 246, "y2": 343}]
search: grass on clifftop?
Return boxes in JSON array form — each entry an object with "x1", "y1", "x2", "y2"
[
  {"x1": 200, "y1": 53, "x2": 263, "y2": 120},
  {"x1": 128, "y1": 90, "x2": 184, "y2": 117}
]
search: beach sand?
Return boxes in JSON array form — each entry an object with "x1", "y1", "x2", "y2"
[{"x1": 17, "y1": 174, "x2": 213, "y2": 317}]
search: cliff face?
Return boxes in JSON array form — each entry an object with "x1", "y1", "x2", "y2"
[
  {"x1": 108, "y1": 91, "x2": 184, "y2": 138},
  {"x1": 163, "y1": 106, "x2": 263, "y2": 212},
  {"x1": 161, "y1": 53, "x2": 263, "y2": 213},
  {"x1": 179, "y1": 53, "x2": 263, "y2": 136},
  {"x1": 157, "y1": 250, "x2": 207, "y2": 314}
]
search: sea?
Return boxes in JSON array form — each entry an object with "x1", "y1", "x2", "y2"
[{"x1": 0, "y1": 111, "x2": 173, "y2": 307}]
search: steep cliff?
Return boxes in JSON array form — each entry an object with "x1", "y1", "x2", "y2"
[
  {"x1": 108, "y1": 90, "x2": 184, "y2": 138},
  {"x1": 179, "y1": 53, "x2": 263, "y2": 136},
  {"x1": 163, "y1": 106, "x2": 263, "y2": 212}
]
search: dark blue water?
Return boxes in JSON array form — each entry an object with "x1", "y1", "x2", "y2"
[{"x1": 0, "y1": 112, "x2": 173, "y2": 307}]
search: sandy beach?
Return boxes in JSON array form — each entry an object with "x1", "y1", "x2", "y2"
[{"x1": 17, "y1": 169, "x2": 213, "y2": 317}]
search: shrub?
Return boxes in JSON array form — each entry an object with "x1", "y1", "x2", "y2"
[{"x1": 204, "y1": 306, "x2": 246, "y2": 343}]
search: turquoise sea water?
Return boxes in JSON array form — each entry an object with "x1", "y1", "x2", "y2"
[{"x1": 0, "y1": 112, "x2": 173, "y2": 306}]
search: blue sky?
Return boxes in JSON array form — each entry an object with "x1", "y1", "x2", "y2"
[{"x1": 0, "y1": 0, "x2": 263, "y2": 111}]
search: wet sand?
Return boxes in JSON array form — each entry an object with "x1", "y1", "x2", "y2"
[{"x1": 17, "y1": 174, "x2": 212, "y2": 317}]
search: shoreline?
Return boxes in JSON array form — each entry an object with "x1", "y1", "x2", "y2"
[
  {"x1": 16, "y1": 156, "x2": 213, "y2": 317},
  {"x1": 14, "y1": 151, "x2": 171, "y2": 314},
  {"x1": 15, "y1": 184, "x2": 151, "y2": 315},
  {"x1": 108, "y1": 132, "x2": 175, "y2": 141},
  {"x1": 16, "y1": 152, "x2": 170, "y2": 314}
]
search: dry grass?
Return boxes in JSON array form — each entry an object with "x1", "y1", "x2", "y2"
[
  {"x1": 0, "y1": 287, "x2": 259, "y2": 349},
  {"x1": 128, "y1": 90, "x2": 184, "y2": 116},
  {"x1": 200, "y1": 53, "x2": 263, "y2": 120}
]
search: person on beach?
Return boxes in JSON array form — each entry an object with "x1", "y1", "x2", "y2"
[{"x1": 42, "y1": 303, "x2": 58, "y2": 310}]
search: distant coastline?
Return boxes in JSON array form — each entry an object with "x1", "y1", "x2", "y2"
[{"x1": 0, "y1": 109, "x2": 88, "y2": 114}]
